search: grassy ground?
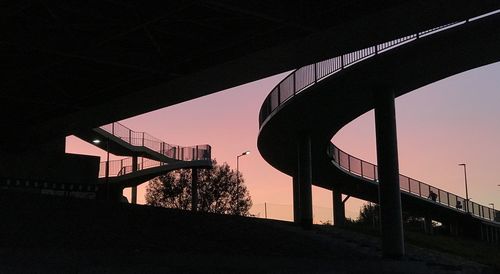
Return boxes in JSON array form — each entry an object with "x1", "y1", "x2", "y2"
[
  {"x1": 341, "y1": 222, "x2": 500, "y2": 269},
  {"x1": 0, "y1": 192, "x2": 497, "y2": 273},
  {"x1": 405, "y1": 231, "x2": 500, "y2": 269}
]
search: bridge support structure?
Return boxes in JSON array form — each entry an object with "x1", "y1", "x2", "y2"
[
  {"x1": 333, "y1": 190, "x2": 345, "y2": 227},
  {"x1": 374, "y1": 88, "x2": 405, "y2": 258},
  {"x1": 292, "y1": 176, "x2": 301, "y2": 223},
  {"x1": 131, "y1": 156, "x2": 138, "y2": 204},
  {"x1": 297, "y1": 133, "x2": 313, "y2": 229}
]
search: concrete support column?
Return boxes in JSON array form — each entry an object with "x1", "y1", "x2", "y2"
[
  {"x1": 192, "y1": 168, "x2": 198, "y2": 212},
  {"x1": 131, "y1": 156, "x2": 138, "y2": 204},
  {"x1": 298, "y1": 133, "x2": 313, "y2": 229},
  {"x1": 374, "y1": 88, "x2": 405, "y2": 258},
  {"x1": 292, "y1": 176, "x2": 301, "y2": 223},
  {"x1": 333, "y1": 190, "x2": 345, "y2": 227}
]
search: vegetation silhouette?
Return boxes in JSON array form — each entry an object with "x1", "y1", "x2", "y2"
[{"x1": 146, "y1": 159, "x2": 252, "y2": 216}]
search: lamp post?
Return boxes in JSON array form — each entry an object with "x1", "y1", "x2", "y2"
[
  {"x1": 458, "y1": 163, "x2": 469, "y2": 213},
  {"x1": 236, "y1": 151, "x2": 250, "y2": 214}
]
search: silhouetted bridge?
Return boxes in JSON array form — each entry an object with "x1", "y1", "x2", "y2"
[
  {"x1": 1, "y1": 122, "x2": 211, "y2": 204},
  {"x1": 258, "y1": 9, "x2": 500, "y2": 257}
]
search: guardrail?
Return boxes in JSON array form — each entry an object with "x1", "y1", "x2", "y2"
[
  {"x1": 100, "y1": 122, "x2": 211, "y2": 161},
  {"x1": 259, "y1": 11, "x2": 499, "y2": 126},
  {"x1": 327, "y1": 143, "x2": 497, "y2": 222},
  {"x1": 98, "y1": 157, "x2": 164, "y2": 178},
  {"x1": 258, "y1": 11, "x2": 499, "y2": 223}
]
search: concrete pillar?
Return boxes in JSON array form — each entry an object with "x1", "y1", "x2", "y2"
[
  {"x1": 131, "y1": 156, "x2": 138, "y2": 204},
  {"x1": 298, "y1": 133, "x2": 313, "y2": 229},
  {"x1": 292, "y1": 176, "x2": 301, "y2": 223},
  {"x1": 374, "y1": 88, "x2": 405, "y2": 258},
  {"x1": 192, "y1": 168, "x2": 198, "y2": 212},
  {"x1": 333, "y1": 190, "x2": 345, "y2": 227}
]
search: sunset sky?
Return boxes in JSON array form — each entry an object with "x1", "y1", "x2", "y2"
[{"x1": 66, "y1": 61, "x2": 500, "y2": 223}]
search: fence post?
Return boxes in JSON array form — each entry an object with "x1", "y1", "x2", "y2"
[
  {"x1": 341, "y1": 54, "x2": 344, "y2": 69},
  {"x1": 112, "y1": 123, "x2": 115, "y2": 135},
  {"x1": 142, "y1": 132, "x2": 145, "y2": 146}
]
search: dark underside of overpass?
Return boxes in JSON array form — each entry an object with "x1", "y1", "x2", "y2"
[
  {"x1": 255, "y1": 5, "x2": 500, "y2": 254},
  {"x1": 2, "y1": 1, "x2": 499, "y2": 150},
  {"x1": 2, "y1": 1, "x2": 500, "y2": 267}
]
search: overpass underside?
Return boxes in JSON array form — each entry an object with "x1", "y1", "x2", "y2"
[
  {"x1": 2, "y1": 2, "x2": 500, "y2": 236},
  {"x1": 257, "y1": 9, "x2": 500, "y2": 256}
]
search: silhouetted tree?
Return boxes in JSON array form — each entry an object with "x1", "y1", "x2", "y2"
[
  {"x1": 145, "y1": 159, "x2": 252, "y2": 216},
  {"x1": 356, "y1": 203, "x2": 427, "y2": 231},
  {"x1": 357, "y1": 203, "x2": 379, "y2": 227}
]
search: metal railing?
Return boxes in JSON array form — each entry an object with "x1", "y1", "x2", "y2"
[
  {"x1": 258, "y1": 11, "x2": 499, "y2": 223},
  {"x1": 259, "y1": 11, "x2": 500, "y2": 126},
  {"x1": 98, "y1": 157, "x2": 167, "y2": 178},
  {"x1": 99, "y1": 122, "x2": 211, "y2": 162},
  {"x1": 327, "y1": 143, "x2": 498, "y2": 222}
]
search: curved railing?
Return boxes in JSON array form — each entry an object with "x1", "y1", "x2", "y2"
[
  {"x1": 100, "y1": 122, "x2": 211, "y2": 161},
  {"x1": 258, "y1": 10, "x2": 499, "y2": 223},
  {"x1": 259, "y1": 11, "x2": 500, "y2": 126},
  {"x1": 327, "y1": 144, "x2": 497, "y2": 222}
]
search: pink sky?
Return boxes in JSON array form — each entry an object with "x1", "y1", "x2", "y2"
[{"x1": 66, "y1": 61, "x2": 500, "y2": 223}]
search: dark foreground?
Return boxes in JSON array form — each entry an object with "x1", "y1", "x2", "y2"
[{"x1": 0, "y1": 192, "x2": 495, "y2": 273}]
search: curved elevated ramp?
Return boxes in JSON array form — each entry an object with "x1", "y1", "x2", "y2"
[{"x1": 258, "y1": 10, "x2": 500, "y2": 231}]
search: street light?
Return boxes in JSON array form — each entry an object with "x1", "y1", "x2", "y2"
[
  {"x1": 236, "y1": 151, "x2": 250, "y2": 214},
  {"x1": 458, "y1": 163, "x2": 469, "y2": 213},
  {"x1": 237, "y1": 151, "x2": 250, "y2": 175}
]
